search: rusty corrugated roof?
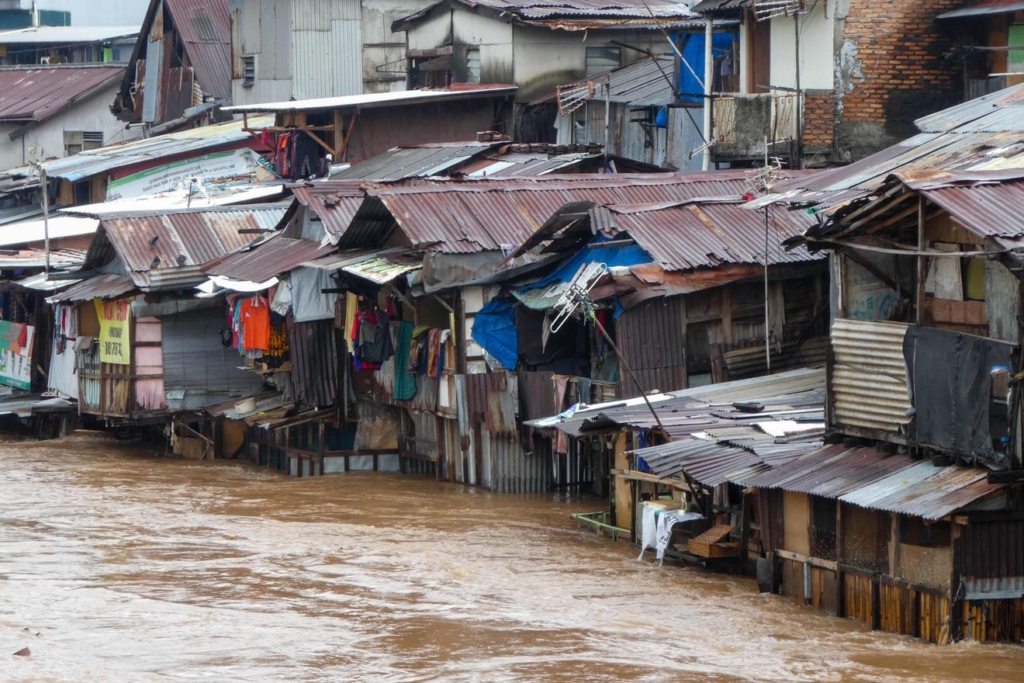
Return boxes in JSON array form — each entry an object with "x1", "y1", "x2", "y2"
[
  {"x1": 611, "y1": 201, "x2": 820, "y2": 271},
  {"x1": 742, "y1": 445, "x2": 1002, "y2": 520},
  {"x1": 292, "y1": 182, "x2": 368, "y2": 239},
  {"x1": 46, "y1": 274, "x2": 136, "y2": 303},
  {"x1": 94, "y1": 205, "x2": 287, "y2": 286},
  {"x1": 912, "y1": 180, "x2": 1024, "y2": 245},
  {"x1": 165, "y1": 0, "x2": 231, "y2": 101},
  {"x1": 206, "y1": 235, "x2": 335, "y2": 281},
  {"x1": 354, "y1": 172, "x2": 758, "y2": 253},
  {"x1": 0, "y1": 65, "x2": 124, "y2": 123}
]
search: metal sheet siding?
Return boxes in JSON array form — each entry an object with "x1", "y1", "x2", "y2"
[
  {"x1": 166, "y1": 0, "x2": 232, "y2": 101},
  {"x1": 489, "y1": 433, "x2": 550, "y2": 493},
  {"x1": 962, "y1": 520, "x2": 1024, "y2": 581},
  {"x1": 617, "y1": 295, "x2": 687, "y2": 393},
  {"x1": 331, "y1": 15, "x2": 362, "y2": 96},
  {"x1": 161, "y1": 307, "x2": 265, "y2": 410},
  {"x1": 830, "y1": 319, "x2": 912, "y2": 437},
  {"x1": 287, "y1": 317, "x2": 338, "y2": 408}
]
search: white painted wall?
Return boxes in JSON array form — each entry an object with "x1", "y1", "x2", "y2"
[
  {"x1": 0, "y1": 81, "x2": 141, "y2": 172},
  {"x1": 770, "y1": 0, "x2": 835, "y2": 91}
]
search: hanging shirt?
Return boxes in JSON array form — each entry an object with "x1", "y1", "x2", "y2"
[{"x1": 241, "y1": 297, "x2": 271, "y2": 351}]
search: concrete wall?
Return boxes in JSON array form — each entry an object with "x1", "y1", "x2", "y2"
[
  {"x1": 770, "y1": 0, "x2": 835, "y2": 92},
  {"x1": 0, "y1": 81, "x2": 141, "y2": 172}
]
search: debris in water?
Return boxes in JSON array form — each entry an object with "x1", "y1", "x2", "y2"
[{"x1": 13, "y1": 647, "x2": 30, "y2": 656}]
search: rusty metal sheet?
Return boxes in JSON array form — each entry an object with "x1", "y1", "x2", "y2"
[
  {"x1": 207, "y1": 236, "x2": 334, "y2": 282},
  {"x1": 362, "y1": 172, "x2": 757, "y2": 254},
  {"x1": 287, "y1": 317, "x2": 338, "y2": 409},
  {"x1": 46, "y1": 274, "x2": 135, "y2": 303},
  {"x1": 97, "y1": 205, "x2": 287, "y2": 282},
  {"x1": 916, "y1": 181, "x2": 1024, "y2": 243},
  {"x1": 165, "y1": 0, "x2": 231, "y2": 101},
  {"x1": 0, "y1": 65, "x2": 125, "y2": 123},
  {"x1": 291, "y1": 183, "x2": 367, "y2": 239}
]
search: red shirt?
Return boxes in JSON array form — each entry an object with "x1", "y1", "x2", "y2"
[{"x1": 241, "y1": 297, "x2": 270, "y2": 351}]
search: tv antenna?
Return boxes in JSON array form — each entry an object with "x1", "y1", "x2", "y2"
[{"x1": 551, "y1": 261, "x2": 664, "y2": 431}]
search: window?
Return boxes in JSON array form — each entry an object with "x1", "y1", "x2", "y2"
[
  {"x1": 64, "y1": 131, "x2": 103, "y2": 156},
  {"x1": 465, "y1": 47, "x2": 480, "y2": 84},
  {"x1": 1009, "y1": 25, "x2": 1024, "y2": 74},
  {"x1": 242, "y1": 54, "x2": 256, "y2": 87},
  {"x1": 586, "y1": 46, "x2": 620, "y2": 77}
]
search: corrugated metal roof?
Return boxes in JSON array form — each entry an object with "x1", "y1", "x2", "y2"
[
  {"x1": 0, "y1": 248, "x2": 83, "y2": 269},
  {"x1": 46, "y1": 273, "x2": 135, "y2": 303},
  {"x1": 291, "y1": 182, "x2": 367, "y2": 238},
  {"x1": 692, "y1": 0, "x2": 750, "y2": 12},
  {"x1": 224, "y1": 84, "x2": 517, "y2": 114},
  {"x1": 0, "y1": 65, "x2": 124, "y2": 123},
  {"x1": 743, "y1": 445, "x2": 1002, "y2": 520},
  {"x1": 937, "y1": 0, "x2": 1024, "y2": 19},
  {"x1": 96, "y1": 205, "x2": 287, "y2": 288},
  {"x1": 0, "y1": 26, "x2": 139, "y2": 44},
  {"x1": 394, "y1": 0, "x2": 700, "y2": 29},
  {"x1": 588, "y1": 54, "x2": 676, "y2": 107},
  {"x1": 206, "y1": 235, "x2": 334, "y2": 281},
  {"x1": 914, "y1": 181, "x2": 1024, "y2": 243},
  {"x1": 356, "y1": 172, "x2": 760, "y2": 253},
  {"x1": 332, "y1": 143, "x2": 497, "y2": 182},
  {"x1": 166, "y1": 0, "x2": 231, "y2": 101},
  {"x1": 773, "y1": 84, "x2": 1024, "y2": 207},
  {"x1": 25, "y1": 114, "x2": 273, "y2": 182},
  {"x1": 611, "y1": 201, "x2": 820, "y2": 270}
]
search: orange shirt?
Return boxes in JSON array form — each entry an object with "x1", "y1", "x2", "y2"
[{"x1": 241, "y1": 297, "x2": 270, "y2": 351}]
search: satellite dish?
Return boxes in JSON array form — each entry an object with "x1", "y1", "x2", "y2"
[{"x1": 551, "y1": 261, "x2": 608, "y2": 333}]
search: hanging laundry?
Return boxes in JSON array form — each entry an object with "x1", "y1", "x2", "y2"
[
  {"x1": 240, "y1": 296, "x2": 271, "y2": 352},
  {"x1": 353, "y1": 309, "x2": 394, "y2": 364}
]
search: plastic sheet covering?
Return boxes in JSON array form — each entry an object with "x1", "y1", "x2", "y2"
[
  {"x1": 471, "y1": 297, "x2": 518, "y2": 370},
  {"x1": 271, "y1": 279, "x2": 292, "y2": 316},
  {"x1": 903, "y1": 326, "x2": 1013, "y2": 464},
  {"x1": 290, "y1": 266, "x2": 338, "y2": 323},
  {"x1": 134, "y1": 317, "x2": 165, "y2": 411},
  {"x1": 355, "y1": 401, "x2": 400, "y2": 450}
]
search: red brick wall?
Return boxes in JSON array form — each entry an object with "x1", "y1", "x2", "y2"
[
  {"x1": 803, "y1": 92, "x2": 835, "y2": 148},
  {"x1": 838, "y1": 0, "x2": 961, "y2": 152}
]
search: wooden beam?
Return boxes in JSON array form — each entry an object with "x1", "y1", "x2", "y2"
[
  {"x1": 916, "y1": 195, "x2": 926, "y2": 325},
  {"x1": 775, "y1": 548, "x2": 839, "y2": 572}
]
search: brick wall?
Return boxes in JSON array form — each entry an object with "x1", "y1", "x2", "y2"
[
  {"x1": 837, "y1": 0, "x2": 961, "y2": 157},
  {"x1": 803, "y1": 91, "x2": 835, "y2": 149}
]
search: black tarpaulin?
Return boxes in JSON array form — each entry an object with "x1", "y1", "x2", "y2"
[{"x1": 903, "y1": 326, "x2": 1013, "y2": 464}]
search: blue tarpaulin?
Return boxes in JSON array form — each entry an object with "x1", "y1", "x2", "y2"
[
  {"x1": 676, "y1": 32, "x2": 734, "y2": 104},
  {"x1": 471, "y1": 297, "x2": 519, "y2": 370},
  {"x1": 520, "y1": 236, "x2": 652, "y2": 293}
]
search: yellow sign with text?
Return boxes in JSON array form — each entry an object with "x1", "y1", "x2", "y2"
[{"x1": 95, "y1": 299, "x2": 131, "y2": 365}]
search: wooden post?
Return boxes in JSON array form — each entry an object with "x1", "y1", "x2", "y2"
[
  {"x1": 949, "y1": 521, "x2": 964, "y2": 643},
  {"x1": 835, "y1": 501, "x2": 845, "y2": 617},
  {"x1": 915, "y1": 195, "x2": 926, "y2": 325}
]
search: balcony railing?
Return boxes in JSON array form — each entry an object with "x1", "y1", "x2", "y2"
[{"x1": 711, "y1": 90, "x2": 801, "y2": 155}]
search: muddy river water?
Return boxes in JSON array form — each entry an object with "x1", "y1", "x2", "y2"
[{"x1": 3, "y1": 433, "x2": 1024, "y2": 682}]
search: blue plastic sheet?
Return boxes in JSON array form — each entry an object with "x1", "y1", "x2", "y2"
[
  {"x1": 471, "y1": 297, "x2": 519, "y2": 370},
  {"x1": 520, "y1": 235, "x2": 652, "y2": 293}
]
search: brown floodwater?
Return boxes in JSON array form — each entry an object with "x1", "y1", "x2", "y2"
[{"x1": 2, "y1": 432, "x2": 1024, "y2": 682}]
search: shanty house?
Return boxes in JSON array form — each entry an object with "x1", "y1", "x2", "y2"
[
  {"x1": 46, "y1": 205, "x2": 287, "y2": 425},
  {"x1": 0, "y1": 25, "x2": 139, "y2": 65},
  {"x1": 221, "y1": 85, "x2": 517, "y2": 171},
  {"x1": 745, "y1": 84, "x2": 1024, "y2": 643},
  {"x1": 112, "y1": 0, "x2": 233, "y2": 131}
]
